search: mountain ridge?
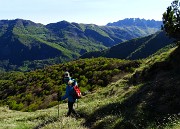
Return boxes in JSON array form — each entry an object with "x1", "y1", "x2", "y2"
[
  {"x1": 107, "y1": 18, "x2": 162, "y2": 28},
  {"x1": 80, "y1": 31, "x2": 174, "y2": 60},
  {"x1": 0, "y1": 18, "x2": 162, "y2": 71}
]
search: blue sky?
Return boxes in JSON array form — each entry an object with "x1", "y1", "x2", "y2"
[{"x1": 0, "y1": 0, "x2": 173, "y2": 25}]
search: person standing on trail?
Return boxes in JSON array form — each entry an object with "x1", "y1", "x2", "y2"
[{"x1": 60, "y1": 71, "x2": 78, "y2": 117}]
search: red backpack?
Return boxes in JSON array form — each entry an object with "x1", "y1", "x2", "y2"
[{"x1": 72, "y1": 79, "x2": 81, "y2": 99}]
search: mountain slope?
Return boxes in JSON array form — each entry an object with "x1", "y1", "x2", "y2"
[
  {"x1": 0, "y1": 44, "x2": 179, "y2": 129},
  {"x1": 0, "y1": 19, "x2": 73, "y2": 65},
  {"x1": 81, "y1": 31, "x2": 174, "y2": 59},
  {"x1": 81, "y1": 45, "x2": 180, "y2": 129},
  {"x1": 0, "y1": 19, "x2": 161, "y2": 71}
]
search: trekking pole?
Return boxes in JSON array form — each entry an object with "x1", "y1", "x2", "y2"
[
  {"x1": 57, "y1": 91, "x2": 59, "y2": 118},
  {"x1": 76, "y1": 99, "x2": 78, "y2": 108},
  {"x1": 57, "y1": 91, "x2": 61, "y2": 118}
]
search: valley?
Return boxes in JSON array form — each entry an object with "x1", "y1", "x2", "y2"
[{"x1": 0, "y1": 15, "x2": 180, "y2": 129}]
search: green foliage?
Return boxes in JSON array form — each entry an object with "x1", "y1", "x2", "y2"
[
  {"x1": 1, "y1": 18, "x2": 179, "y2": 129},
  {"x1": 81, "y1": 31, "x2": 174, "y2": 60},
  {"x1": 79, "y1": 45, "x2": 180, "y2": 129},
  {"x1": 0, "y1": 45, "x2": 180, "y2": 129},
  {"x1": 162, "y1": 0, "x2": 180, "y2": 41},
  {"x1": 0, "y1": 19, "x2": 161, "y2": 71},
  {"x1": 0, "y1": 57, "x2": 140, "y2": 111},
  {"x1": 7, "y1": 100, "x2": 24, "y2": 110}
]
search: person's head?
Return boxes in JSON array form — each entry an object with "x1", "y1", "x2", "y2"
[{"x1": 64, "y1": 71, "x2": 71, "y2": 84}]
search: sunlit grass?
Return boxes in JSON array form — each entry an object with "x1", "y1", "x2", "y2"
[
  {"x1": 0, "y1": 46, "x2": 180, "y2": 129},
  {"x1": 0, "y1": 76, "x2": 136, "y2": 129},
  {"x1": 0, "y1": 104, "x2": 88, "y2": 129},
  {"x1": 0, "y1": 75, "x2": 180, "y2": 129},
  {"x1": 146, "y1": 114, "x2": 180, "y2": 129}
]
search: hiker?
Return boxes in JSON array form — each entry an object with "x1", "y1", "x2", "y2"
[
  {"x1": 63, "y1": 71, "x2": 71, "y2": 84},
  {"x1": 60, "y1": 72, "x2": 79, "y2": 117}
]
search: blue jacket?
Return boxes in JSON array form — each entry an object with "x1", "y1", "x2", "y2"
[{"x1": 61, "y1": 85, "x2": 76, "y2": 102}]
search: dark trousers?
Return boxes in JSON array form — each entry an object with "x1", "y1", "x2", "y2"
[{"x1": 67, "y1": 101, "x2": 77, "y2": 116}]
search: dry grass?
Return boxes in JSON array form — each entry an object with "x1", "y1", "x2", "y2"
[{"x1": 0, "y1": 104, "x2": 88, "y2": 129}]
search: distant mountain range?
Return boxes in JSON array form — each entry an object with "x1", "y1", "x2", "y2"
[
  {"x1": 107, "y1": 18, "x2": 162, "y2": 29},
  {"x1": 81, "y1": 31, "x2": 174, "y2": 59},
  {"x1": 0, "y1": 18, "x2": 163, "y2": 71}
]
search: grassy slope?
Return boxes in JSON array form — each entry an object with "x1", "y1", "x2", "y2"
[
  {"x1": 0, "y1": 105, "x2": 87, "y2": 129},
  {"x1": 0, "y1": 45, "x2": 180, "y2": 129}
]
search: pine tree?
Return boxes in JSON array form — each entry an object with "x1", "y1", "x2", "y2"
[{"x1": 162, "y1": 0, "x2": 180, "y2": 41}]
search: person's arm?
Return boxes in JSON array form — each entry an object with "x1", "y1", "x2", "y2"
[{"x1": 61, "y1": 86, "x2": 69, "y2": 100}]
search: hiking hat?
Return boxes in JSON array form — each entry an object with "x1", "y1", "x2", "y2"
[{"x1": 64, "y1": 71, "x2": 70, "y2": 77}]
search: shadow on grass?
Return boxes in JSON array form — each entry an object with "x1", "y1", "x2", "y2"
[
  {"x1": 81, "y1": 83, "x2": 150, "y2": 129},
  {"x1": 79, "y1": 47, "x2": 180, "y2": 129},
  {"x1": 81, "y1": 74, "x2": 180, "y2": 129}
]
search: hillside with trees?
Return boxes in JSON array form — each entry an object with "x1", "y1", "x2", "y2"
[
  {"x1": 0, "y1": 58, "x2": 141, "y2": 111},
  {"x1": 0, "y1": 18, "x2": 161, "y2": 71},
  {"x1": 81, "y1": 31, "x2": 174, "y2": 59},
  {"x1": 0, "y1": 1, "x2": 180, "y2": 128},
  {"x1": 0, "y1": 42, "x2": 179, "y2": 129}
]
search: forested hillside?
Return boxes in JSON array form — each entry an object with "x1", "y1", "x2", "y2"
[
  {"x1": 0, "y1": 58, "x2": 140, "y2": 111},
  {"x1": 81, "y1": 31, "x2": 174, "y2": 59},
  {"x1": 0, "y1": 43, "x2": 179, "y2": 129},
  {"x1": 1, "y1": 0, "x2": 180, "y2": 128},
  {"x1": 0, "y1": 18, "x2": 161, "y2": 71}
]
